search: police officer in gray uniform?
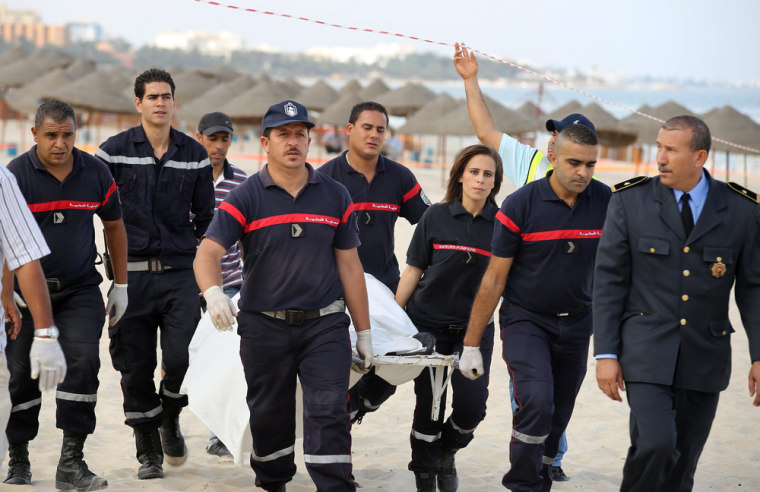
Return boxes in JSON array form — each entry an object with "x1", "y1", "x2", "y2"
[{"x1": 593, "y1": 115, "x2": 760, "y2": 492}]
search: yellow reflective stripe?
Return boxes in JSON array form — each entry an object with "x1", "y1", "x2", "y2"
[{"x1": 525, "y1": 150, "x2": 552, "y2": 184}]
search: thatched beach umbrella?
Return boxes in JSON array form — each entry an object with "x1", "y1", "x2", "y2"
[
  {"x1": 195, "y1": 64, "x2": 241, "y2": 83},
  {"x1": 359, "y1": 78, "x2": 390, "y2": 100},
  {"x1": 317, "y1": 92, "x2": 364, "y2": 126},
  {"x1": 580, "y1": 102, "x2": 636, "y2": 147},
  {"x1": 0, "y1": 57, "x2": 48, "y2": 88},
  {"x1": 173, "y1": 71, "x2": 219, "y2": 105},
  {"x1": 43, "y1": 70, "x2": 135, "y2": 114},
  {"x1": 487, "y1": 95, "x2": 535, "y2": 135},
  {"x1": 546, "y1": 100, "x2": 583, "y2": 121},
  {"x1": 375, "y1": 81, "x2": 436, "y2": 117},
  {"x1": 516, "y1": 101, "x2": 546, "y2": 132},
  {"x1": 339, "y1": 79, "x2": 362, "y2": 95},
  {"x1": 221, "y1": 77, "x2": 299, "y2": 124},
  {"x1": 5, "y1": 68, "x2": 76, "y2": 115},
  {"x1": 282, "y1": 77, "x2": 304, "y2": 96},
  {"x1": 0, "y1": 45, "x2": 29, "y2": 66},
  {"x1": 297, "y1": 80, "x2": 339, "y2": 113},
  {"x1": 177, "y1": 74, "x2": 256, "y2": 124},
  {"x1": 64, "y1": 58, "x2": 96, "y2": 79},
  {"x1": 702, "y1": 105, "x2": 760, "y2": 153},
  {"x1": 399, "y1": 92, "x2": 458, "y2": 135}
]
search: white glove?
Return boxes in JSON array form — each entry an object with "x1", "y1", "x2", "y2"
[
  {"x1": 106, "y1": 283, "x2": 129, "y2": 326},
  {"x1": 30, "y1": 335, "x2": 67, "y2": 392},
  {"x1": 352, "y1": 329, "x2": 374, "y2": 373},
  {"x1": 204, "y1": 285, "x2": 238, "y2": 331},
  {"x1": 459, "y1": 346, "x2": 484, "y2": 380},
  {"x1": 13, "y1": 292, "x2": 27, "y2": 309}
]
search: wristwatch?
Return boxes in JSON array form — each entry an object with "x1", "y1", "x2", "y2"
[{"x1": 34, "y1": 326, "x2": 59, "y2": 340}]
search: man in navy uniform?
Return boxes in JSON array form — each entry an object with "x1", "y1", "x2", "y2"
[
  {"x1": 318, "y1": 101, "x2": 430, "y2": 424},
  {"x1": 460, "y1": 124, "x2": 610, "y2": 492},
  {"x1": 96, "y1": 68, "x2": 214, "y2": 479},
  {"x1": 194, "y1": 100, "x2": 373, "y2": 492},
  {"x1": 593, "y1": 115, "x2": 760, "y2": 491},
  {"x1": 4, "y1": 100, "x2": 127, "y2": 489}
]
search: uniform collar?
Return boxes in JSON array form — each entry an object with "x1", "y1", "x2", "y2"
[
  {"x1": 342, "y1": 150, "x2": 386, "y2": 175},
  {"x1": 448, "y1": 199, "x2": 497, "y2": 221},
  {"x1": 260, "y1": 162, "x2": 318, "y2": 188},
  {"x1": 133, "y1": 124, "x2": 183, "y2": 148},
  {"x1": 221, "y1": 159, "x2": 235, "y2": 180},
  {"x1": 28, "y1": 145, "x2": 83, "y2": 174}
]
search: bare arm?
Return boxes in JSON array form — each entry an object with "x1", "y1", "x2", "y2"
[
  {"x1": 463, "y1": 255, "x2": 512, "y2": 347},
  {"x1": 193, "y1": 238, "x2": 227, "y2": 292},
  {"x1": 334, "y1": 247, "x2": 370, "y2": 333},
  {"x1": 454, "y1": 43, "x2": 503, "y2": 150},
  {"x1": 102, "y1": 218, "x2": 128, "y2": 284},
  {"x1": 395, "y1": 265, "x2": 424, "y2": 308},
  {"x1": 2, "y1": 262, "x2": 21, "y2": 339},
  {"x1": 14, "y1": 259, "x2": 54, "y2": 330}
]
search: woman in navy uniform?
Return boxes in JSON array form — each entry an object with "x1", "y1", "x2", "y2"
[{"x1": 395, "y1": 145, "x2": 503, "y2": 492}]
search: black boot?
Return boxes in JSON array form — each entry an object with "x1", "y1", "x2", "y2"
[
  {"x1": 262, "y1": 484, "x2": 286, "y2": 492},
  {"x1": 135, "y1": 428, "x2": 163, "y2": 480},
  {"x1": 55, "y1": 432, "x2": 108, "y2": 491},
  {"x1": 4, "y1": 441, "x2": 31, "y2": 485},
  {"x1": 159, "y1": 408, "x2": 187, "y2": 466},
  {"x1": 414, "y1": 470, "x2": 436, "y2": 492},
  {"x1": 437, "y1": 448, "x2": 459, "y2": 492}
]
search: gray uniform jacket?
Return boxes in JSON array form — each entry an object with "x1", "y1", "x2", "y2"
[{"x1": 593, "y1": 171, "x2": 760, "y2": 393}]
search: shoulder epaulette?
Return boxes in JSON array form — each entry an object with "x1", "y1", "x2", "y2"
[
  {"x1": 612, "y1": 176, "x2": 650, "y2": 192},
  {"x1": 727, "y1": 182, "x2": 759, "y2": 203}
]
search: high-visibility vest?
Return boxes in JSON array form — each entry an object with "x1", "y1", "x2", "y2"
[{"x1": 524, "y1": 150, "x2": 552, "y2": 185}]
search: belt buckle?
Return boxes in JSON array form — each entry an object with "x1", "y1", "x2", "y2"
[
  {"x1": 148, "y1": 258, "x2": 164, "y2": 274},
  {"x1": 46, "y1": 278, "x2": 62, "y2": 292},
  {"x1": 557, "y1": 312, "x2": 569, "y2": 317},
  {"x1": 285, "y1": 309, "x2": 304, "y2": 325}
]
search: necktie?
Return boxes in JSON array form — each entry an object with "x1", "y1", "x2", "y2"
[{"x1": 680, "y1": 193, "x2": 694, "y2": 237}]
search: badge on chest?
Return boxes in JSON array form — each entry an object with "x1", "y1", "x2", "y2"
[
  {"x1": 291, "y1": 223, "x2": 304, "y2": 238},
  {"x1": 564, "y1": 240, "x2": 577, "y2": 255},
  {"x1": 52, "y1": 211, "x2": 66, "y2": 224}
]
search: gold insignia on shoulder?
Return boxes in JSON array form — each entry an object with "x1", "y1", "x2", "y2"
[
  {"x1": 613, "y1": 176, "x2": 650, "y2": 192},
  {"x1": 727, "y1": 182, "x2": 759, "y2": 203}
]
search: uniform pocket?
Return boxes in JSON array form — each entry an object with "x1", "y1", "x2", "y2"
[
  {"x1": 636, "y1": 237, "x2": 670, "y2": 255},
  {"x1": 708, "y1": 320, "x2": 734, "y2": 338}
]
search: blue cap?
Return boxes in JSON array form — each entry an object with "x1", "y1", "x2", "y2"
[
  {"x1": 262, "y1": 100, "x2": 315, "y2": 133},
  {"x1": 546, "y1": 113, "x2": 596, "y2": 134}
]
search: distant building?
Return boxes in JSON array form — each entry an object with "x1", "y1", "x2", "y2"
[
  {"x1": 0, "y1": 3, "x2": 66, "y2": 46},
  {"x1": 154, "y1": 30, "x2": 244, "y2": 59},
  {"x1": 67, "y1": 21, "x2": 103, "y2": 43}
]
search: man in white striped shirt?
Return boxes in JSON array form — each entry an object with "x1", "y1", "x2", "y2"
[{"x1": 0, "y1": 165, "x2": 67, "y2": 483}]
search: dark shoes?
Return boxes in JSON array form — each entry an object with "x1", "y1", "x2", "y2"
[
  {"x1": 135, "y1": 428, "x2": 164, "y2": 480},
  {"x1": 414, "y1": 471, "x2": 437, "y2": 492},
  {"x1": 159, "y1": 409, "x2": 187, "y2": 466},
  {"x1": 206, "y1": 434, "x2": 232, "y2": 457},
  {"x1": 262, "y1": 484, "x2": 286, "y2": 492},
  {"x1": 4, "y1": 441, "x2": 31, "y2": 485},
  {"x1": 55, "y1": 432, "x2": 108, "y2": 491},
  {"x1": 551, "y1": 465, "x2": 569, "y2": 482},
  {"x1": 438, "y1": 449, "x2": 459, "y2": 492}
]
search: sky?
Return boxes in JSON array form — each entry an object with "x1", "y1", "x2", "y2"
[{"x1": 7, "y1": 0, "x2": 760, "y2": 83}]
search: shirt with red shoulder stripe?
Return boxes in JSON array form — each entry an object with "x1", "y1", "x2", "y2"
[
  {"x1": 493, "y1": 171, "x2": 611, "y2": 315},
  {"x1": 7, "y1": 145, "x2": 122, "y2": 280},
  {"x1": 214, "y1": 160, "x2": 248, "y2": 290},
  {"x1": 318, "y1": 152, "x2": 430, "y2": 291},
  {"x1": 405, "y1": 200, "x2": 497, "y2": 328},
  {"x1": 204, "y1": 163, "x2": 359, "y2": 312}
]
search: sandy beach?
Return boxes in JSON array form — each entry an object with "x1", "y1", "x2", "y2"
[{"x1": 3, "y1": 130, "x2": 760, "y2": 492}]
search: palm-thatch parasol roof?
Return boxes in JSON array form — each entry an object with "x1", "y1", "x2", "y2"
[
  {"x1": 580, "y1": 102, "x2": 637, "y2": 147},
  {"x1": 486, "y1": 95, "x2": 535, "y2": 135},
  {"x1": 358, "y1": 78, "x2": 390, "y2": 100},
  {"x1": 195, "y1": 64, "x2": 241, "y2": 82},
  {"x1": 43, "y1": 70, "x2": 135, "y2": 114},
  {"x1": 399, "y1": 92, "x2": 458, "y2": 135},
  {"x1": 317, "y1": 92, "x2": 364, "y2": 126},
  {"x1": 375, "y1": 81, "x2": 436, "y2": 117},
  {"x1": 220, "y1": 77, "x2": 300, "y2": 124},
  {"x1": 546, "y1": 100, "x2": 583, "y2": 121},
  {"x1": 339, "y1": 78, "x2": 362, "y2": 95},
  {"x1": 5, "y1": 68, "x2": 76, "y2": 114},
  {"x1": 177, "y1": 74, "x2": 257, "y2": 124},
  {"x1": 0, "y1": 57, "x2": 48, "y2": 88},
  {"x1": 297, "y1": 80, "x2": 340, "y2": 112},
  {"x1": 702, "y1": 105, "x2": 760, "y2": 152},
  {"x1": 173, "y1": 70, "x2": 219, "y2": 105},
  {"x1": 515, "y1": 101, "x2": 546, "y2": 132},
  {"x1": 0, "y1": 45, "x2": 29, "y2": 66},
  {"x1": 620, "y1": 101, "x2": 697, "y2": 145}
]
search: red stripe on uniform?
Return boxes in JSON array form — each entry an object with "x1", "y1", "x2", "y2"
[
  {"x1": 218, "y1": 201, "x2": 247, "y2": 226},
  {"x1": 402, "y1": 182, "x2": 421, "y2": 203},
  {"x1": 102, "y1": 181, "x2": 118, "y2": 206},
  {"x1": 495, "y1": 210, "x2": 521, "y2": 233},
  {"x1": 353, "y1": 202, "x2": 401, "y2": 213},
  {"x1": 28, "y1": 200, "x2": 100, "y2": 212},
  {"x1": 433, "y1": 243, "x2": 491, "y2": 257},
  {"x1": 521, "y1": 229, "x2": 602, "y2": 241},
  {"x1": 245, "y1": 213, "x2": 341, "y2": 233},
  {"x1": 341, "y1": 202, "x2": 355, "y2": 223}
]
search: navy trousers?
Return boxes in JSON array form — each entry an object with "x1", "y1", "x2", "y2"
[
  {"x1": 6, "y1": 271, "x2": 104, "y2": 443},
  {"x1": 409, "y1": 322, "x2": 494, "y2": 473},
  {"x1": 500, "y1": 304, "x2": 591, "y2": 492},
  {"x1": 108, "y1": 268, "x2": 200, "y2": 429},
  {"x1": 239, "y1": 310, "x2": 354, "y2": 492},
  {"x1": 621, "y1": 382, "x2": 719, "y2": 492}
]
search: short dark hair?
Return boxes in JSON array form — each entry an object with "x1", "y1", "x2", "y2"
[
  {"x1": 662, "y1": 115, "x2": 711, "y2": 154},
  {"x1": 35, "y1": 100, "x2": 76, "y2": 129},
  {"x1": 555, "y1": 123, "x2": 598, "y2": 150},
  {"x1": 134, "y1": 68, "x2": 175, "y2": 100},
  {"x1": 348, "y1": 101, "x2": 389, "y2": 126},
  {"x1": 444, "y1": 144, "x2": 503, "y2": 207}
]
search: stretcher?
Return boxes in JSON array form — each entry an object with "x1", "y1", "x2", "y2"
[{"x1": 180, "y1": 274, "x2": 460, "y2": 465}]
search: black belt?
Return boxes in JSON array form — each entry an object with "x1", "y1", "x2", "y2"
[
  {"x1": 260, "y1": 299, "x2": 345, "y2": 326},
  {"x1": 556, "y1": 304, "x2": 592, "y2": 317},
  {"x1": 46, "y1": 271, "x2": 91, "y2": 293}
]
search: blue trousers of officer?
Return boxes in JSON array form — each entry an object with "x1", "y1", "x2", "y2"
[
  {"x1": 621, "y1": 382, "x2": 719, "y2": 492},
  {"x1": 409, "y1": 322, "x2": 494, "y2": 474},
  {"x1": 108, "y1": 269, "x2": 200, "y2": 429},
  {"x1": 6, "y1": 271, "x2": 104, "y2": 443},
  {"x1": 500, "y1": 304, "x2": 591, "y2": 492},
  {"x1": 239, "y1": 310, "x2": 354, "y2": 492}
]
